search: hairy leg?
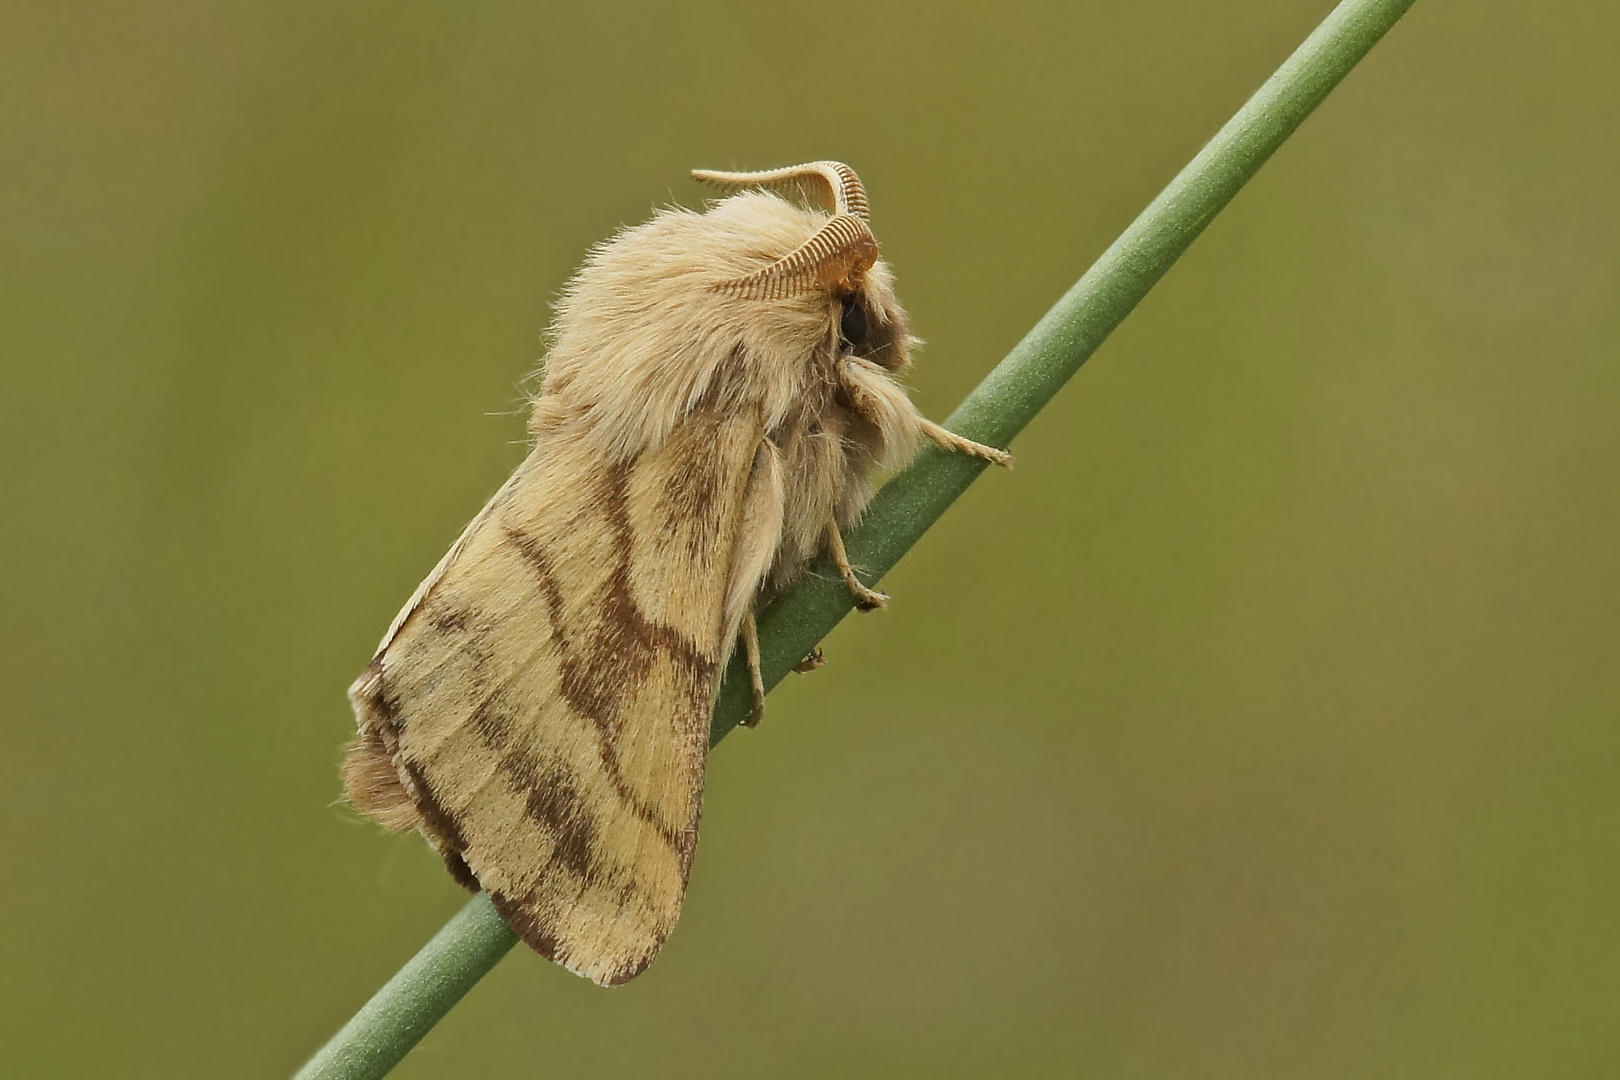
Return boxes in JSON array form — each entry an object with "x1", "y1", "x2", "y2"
[
  {"x1": 826, "y1": 514, "x2": 889, "y2": 611},
  {"x1": 741, "y1": 610, "x2": 767, "y2": 728},
  {"x1": 919, "y1": 418, "x2": 1014, "y2": 468}
]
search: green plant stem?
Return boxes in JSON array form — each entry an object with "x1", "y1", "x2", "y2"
[
  {"x1": 295, "y1": 1, "x2": 1418, "y2": 1075},
  {"x1": 296, "y1": 893, "x2": 516, "y2": 1080}
]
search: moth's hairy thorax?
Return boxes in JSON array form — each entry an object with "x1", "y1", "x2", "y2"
[
  {"x1": 762, "y1": 349, "x2": 877, "y2": 597},
  {"x1": 535, "y1": 190, "x2": 920, "y2": 603}
]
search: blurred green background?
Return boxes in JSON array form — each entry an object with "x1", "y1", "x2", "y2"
[{"x1": 3, "y1": 1, "x2": 1617, "y2": 1076}]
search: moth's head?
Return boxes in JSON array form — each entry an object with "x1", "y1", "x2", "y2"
[
  {"x1": 693, "y1": 161, "x2": 914, "y2": 373},
  {"x1": 539, "y1": 162, "x2": 915, "y2": 458}
]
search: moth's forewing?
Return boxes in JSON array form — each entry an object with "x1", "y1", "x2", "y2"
[{"x1": 350, "y1": 406, "x2": 766, "y2": 986}]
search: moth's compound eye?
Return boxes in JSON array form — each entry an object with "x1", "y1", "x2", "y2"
[{"x1": 840, "y1": 299, "x2": 869, "y2": 352}]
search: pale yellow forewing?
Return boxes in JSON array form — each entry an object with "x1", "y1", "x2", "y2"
[{"x1": 349, "y1": 407, "x2": 767, "y2": 986}]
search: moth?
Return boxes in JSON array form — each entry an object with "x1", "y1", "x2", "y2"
[{"x1": 343, "y1": 161, "x2": 1011, "y2": 986}]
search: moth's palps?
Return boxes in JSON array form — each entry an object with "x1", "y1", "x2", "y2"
[{"x1": 342, "y1": 161, "x2": 1012, "y2": 986}]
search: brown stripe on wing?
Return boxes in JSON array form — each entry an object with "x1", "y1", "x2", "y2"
[
  {"x1": 349, "y1": 659, "x2": 482, "y2": 890},
  {"x1": 395, "y1": 755, "x2": 482, "y2": 891},
  {"x1": 498, "y1": 522, "x2": 708, "y2": 856},
  {"x1": 501, "y1": 750, "x2": 600, "y2": 881},
  {"x1": 499, "y1": 527, "x2": 715, "y2": 729}
]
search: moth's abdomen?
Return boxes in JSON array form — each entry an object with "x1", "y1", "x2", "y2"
[{"x1": 341, "y1": 726, "x2": 420, "y2": 833}]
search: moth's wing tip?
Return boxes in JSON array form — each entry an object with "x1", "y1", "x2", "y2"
[
  {"x1": 487, "y1": 888, "x2": 667, "y2": 988},
  {"x1": 600, "y1": 946, "x2": 662, "y2": 987}
]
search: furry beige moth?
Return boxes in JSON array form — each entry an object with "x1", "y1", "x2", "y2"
[{"x1": 343, "y1": 161, "x2": 1011, "y2": 986}]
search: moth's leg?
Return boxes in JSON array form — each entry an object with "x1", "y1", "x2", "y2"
[
  {"x1": 794, "y1": 646, "x2": 826, "y2": 673},
  {"x1": 919, "y1": 418, "x2": 1014, "y2": 468},
  {"x1": 741, "y1": 611, "x2": 767, "y2": 728},
  {"x1": 826, "y1": 514, "x2": 888, "y2": 611},
  {"x1": 840, "y1": 355, "x2": 1013, "y2": 469}
]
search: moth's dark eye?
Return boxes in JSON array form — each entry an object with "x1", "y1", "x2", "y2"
[{"x1": 840, "y1": 300, "x2": 869, "y2": 351}]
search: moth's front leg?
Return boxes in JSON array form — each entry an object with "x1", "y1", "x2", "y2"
[
  {"x1": 826, "y1": 513, "x2": 889, "y2": 612},
  {"x1": 839, "y1": 355, "x2": 1014, "y2": 469},
  {"x1": 919, "y1": 418, "x2": 1014, "y2": 469}
]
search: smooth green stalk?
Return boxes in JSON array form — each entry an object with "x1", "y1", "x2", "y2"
[
  {"x1": 296, "y1": 894, "x2": 516, "y2": 1080},
  {"x1": 295, "y1": 1, "x2": 1417, "y2": 1075}
]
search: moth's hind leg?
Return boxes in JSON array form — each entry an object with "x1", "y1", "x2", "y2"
[
  {"x1": 739, "y1": 610, "x2": 818, "y2": 728},
  {"x1": 826, "y1": 514, "x2": 889, "y2": 611},
  {"x1": 741, "y1": 611, "x2": 767, "y2": 728},
  {"x1": 920, "y1": 418, "x2": 1014, "y2": 468}
]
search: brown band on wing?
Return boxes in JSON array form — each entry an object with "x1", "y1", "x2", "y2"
[
  {"x1": 355, "y1": 638, "x2": 614, "y2": 892},
  {"x1": 395, "y1": 755, "x2": 481, "y2": 891},
  {"x1": 594, "y1": 744, "x2": 695, "y2": 855},
  {"x1": 498, "y1": 526, "x2": 715, "y2": 728},
  {"x1": 498, "y1": 512, "x2": 708, "y2": 859},
  {"x1": 355, "y1": 658, "x2": 401, "y2": 742},
  {"x1": 490, "y1": 889, "x2": 564, "y2": 967},
  {"x1": 591, "y1": 457, "x2": 723, "y2": 681},
  {"x1": 504, "y1": 751, "x2": 599, "y2": 881},
  {"x1": 421, "y1": 560, "x2": 693, "y2": 858}
]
